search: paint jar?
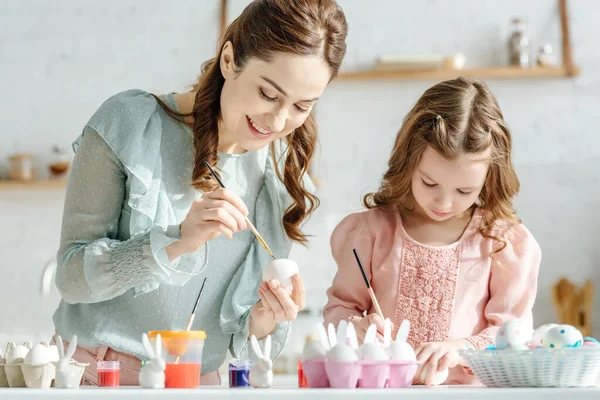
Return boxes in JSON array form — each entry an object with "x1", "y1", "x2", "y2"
[
  {"x1": 297, "y1": 360, "x2": 308, "y2": 388},
  {"x1": 97, "y1": 361, "x2": 120, "y2": 387},
  {"x1": 148, "y1": 330, "x2": 206, "y2": 388},
  {"x1": 229, "y1": 360, "x2": 252, "y2": 388}
]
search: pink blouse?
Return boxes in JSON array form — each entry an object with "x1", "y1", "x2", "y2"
[{"x1": 323, "y1": 207, "x2": 541, "y2": 384}]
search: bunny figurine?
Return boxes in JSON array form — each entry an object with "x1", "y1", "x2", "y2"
[
  {"x1": 139, "y1": 333, "x2": 166, "y2": 389},
  {"x1": 249, "y1": 335, "x2": 273, "y2": 388},
  {"x1": 54, "y1": 335, "x2": 88, "y2": 388}
]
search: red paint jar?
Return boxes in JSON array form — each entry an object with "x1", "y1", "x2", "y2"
[
  {"x1": 298, "y1": 360, "x2": 308, "y2": 388},
  {"x1": 97, "y1": 361, "x2": 120, "y2": 387}
]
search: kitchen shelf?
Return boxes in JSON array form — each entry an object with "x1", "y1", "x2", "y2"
[
  {"x1": 336, "y1": 66, "x2": 580, "y2": 81},
  {"x1": 0, "y1": 180, "x2": 67, "y2": 190}
]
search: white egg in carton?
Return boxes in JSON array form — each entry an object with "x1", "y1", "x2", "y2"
[
  {"x1": 0, "y1": 335, "x2": 88, "y2": 389},
  {"x1": 301, "y1": 319, "x2": 445, "y2": 388},
  {"x1": 460, "y1": 318, "x2": 600, "y2": 387}
]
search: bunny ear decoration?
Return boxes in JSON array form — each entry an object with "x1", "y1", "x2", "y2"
[
  {"x1": 317, "y1": 323, "x2": 330, "y2": 350},
  {"x1": 346, "y1": 322, "x2": 359, "y2": 349},
  {"x1": 336, "y1": 320, "x2": 348, "y2": 346},
  {"x1": 383, "y1": 319, "x2": 392, "y2": 346},
  {"x1": 64, "y1": 335, "x2": 77, "y2": 360},
  {"x1": 263, "y1": 335, "x2": 271, "y2": 359},
  {"x1": 142, "y1": 333, "x2": 156, "y2": 360},
  {"x1": 55, "y1": 336, "x2": 65, "y2": 359},
  {"x1": 364, "y1": 324, "x2": 378, "y2": 344},
  {"x1": 250, "y1": 335, "x2": 263, "y2": 359},
  {"x1": 327, "y1": 323, "x2": 337, "y2": 347},
  {"x1": 397, "y1": 320, "x2": 411, "y2": 341}
]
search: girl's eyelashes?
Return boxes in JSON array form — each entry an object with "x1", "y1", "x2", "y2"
[
  {"x1": 422, "y1": 177, "x2": 472, "y2": 195},
  {"x1": 422, "y1": 178, "x2": 437, "y2": 187}
]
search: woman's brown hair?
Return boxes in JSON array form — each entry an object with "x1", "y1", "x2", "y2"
[
  {"x1": 155, "y1": 0, "x2": 348, "y2": 245},
  {"x1": 364, "y1": 77, "x2": 520, "y2": 253}
]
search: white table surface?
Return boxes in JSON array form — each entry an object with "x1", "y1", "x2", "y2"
[{"x1": 1, "y1": 375, "x2": 599, "y2": 399}]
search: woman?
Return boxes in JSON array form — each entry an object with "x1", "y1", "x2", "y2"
[{"x1": 52, "y1": 0, "x2": 348, "y2": 386}]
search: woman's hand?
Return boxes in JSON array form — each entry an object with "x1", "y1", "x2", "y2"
[
  {"x1": 249, "y1": 274, "x2": 306, "y2": 339},
  {"x1": 167, "y1": 188, "x2": 249, "y2": 260},
  {"x1": 352, "y1": 314, "x2": 389, "y2": 344}
]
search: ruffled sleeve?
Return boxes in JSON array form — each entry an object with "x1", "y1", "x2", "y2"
[
  {"x1": 464, "y1": 223, "x2": 542, "y2": 350},
  {"x1": 322, "y1": 212, "x2": 375, "y2": 328},
  {"x1": 220, "y1": 141, "x2": 314, "y2": 363},
  {"x1": 55, "y1": 90, "x2": 207, "y2": 304}
]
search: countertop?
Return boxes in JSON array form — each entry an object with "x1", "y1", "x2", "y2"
[{"x1": 1, "y1": 375, "x2": 599, "y2": 399}]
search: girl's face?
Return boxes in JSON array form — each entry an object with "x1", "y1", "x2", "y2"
[
  {"x1": 411, "y1": 146, "x2": 490, "y2": 221},
  {"x1": 218, "y1": 42, "x2": 331, "y2": 154}
]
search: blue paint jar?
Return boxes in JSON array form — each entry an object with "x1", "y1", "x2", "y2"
[{"x1": 229, "y1": 360, "x2": 252, "y2": 388}]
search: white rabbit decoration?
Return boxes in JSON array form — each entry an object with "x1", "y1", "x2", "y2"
[
  {"x1": 249, "y1": 334, "x2": 273, "y2": 388},
  {"x1": 55, "y1": 335, "x2": 87, "y2": 389},
  {"x1": 139, "y1": 333, "x2": 166, "y2": 389}
]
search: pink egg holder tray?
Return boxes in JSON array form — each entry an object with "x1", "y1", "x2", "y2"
[{"x1": 302, "y1": 359, "x2": 419, "y2": 389}]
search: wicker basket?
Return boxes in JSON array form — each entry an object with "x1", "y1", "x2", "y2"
[{"x1": 459, "y1": 347, "x2": 600, "y2": 387}]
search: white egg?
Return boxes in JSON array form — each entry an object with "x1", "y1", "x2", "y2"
[
  {"x1": 263, "y1": 259, "x2": 299, "y2": 293},
  {"x1": 357, "y1": 342, "x2": 388, "y2": 361},
  {"x1": 531, "y1": 324, "x2": 557, "y2": 347},
  {"x1": 24, "y1": 344, "x2": 51, "y2": 366},
  {"x1": 495, "y1": 319, "x2": 533, "y2": 350},
  {"x1": 302, "y1": 340, "x2": 327, "y2": 360},
  {"x1": 542, "y1": 325, "x2": 583, "y2": 349},
  {"x1": 326, "y1": 344, "x2": 358, "y2": 363},
  {"x1": 387, "y1": 340, "x2": 417, "y2": 361},
  {"x1": 420, "y1": 366, "x2": 449, "y2": 386},
  {"x1": 6, "y1": 345, "x2": 31, "y2": 364}
]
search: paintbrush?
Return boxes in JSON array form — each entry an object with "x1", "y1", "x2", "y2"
[
  {"x1": 175, "y1": 277, "x2": 207, "y2": 364},
  {"x1": 203, "y1": 161, "x2": 276, "y2": 259},
  {"x1": 353, "y1": 248, "x2": 385, "y2": 320}
]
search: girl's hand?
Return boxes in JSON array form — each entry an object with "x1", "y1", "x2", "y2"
[
  {"x1": 414, "y1": 339, "x2": 467, "y2": 385},
  {"x1": 249, "y1": 274, "x2": 306, "y2": 339},
  {"x1": 171, "y1": 188, "x2": 249, "y2": 257},
  {"x1": 352, "y1": 314, "x2": 390, "y2": 344}
]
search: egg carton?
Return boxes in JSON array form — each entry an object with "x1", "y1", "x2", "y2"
[
  {"x1": 302, "y1": 359, "x2": 419, "y2": 388},
  {"x1": 459, "y1": 347, "x2": 600, "y2": 387}
]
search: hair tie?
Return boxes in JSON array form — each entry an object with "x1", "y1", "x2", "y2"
[{"x1": 436, "y1": 115, "x2": 442, "y2": 120}]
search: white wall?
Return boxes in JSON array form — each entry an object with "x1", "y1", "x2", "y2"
[{"x1": 1, "y1": 0, "x2": 599, "y2": 362}]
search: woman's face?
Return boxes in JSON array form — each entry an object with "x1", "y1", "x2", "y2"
[{"x1": 218, "y1": 42, "x2": 332, "y2": 153}]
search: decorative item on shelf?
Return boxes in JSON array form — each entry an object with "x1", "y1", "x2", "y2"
[
  {"x1": 7, "y1": 153, "x2": 34, "y2": 181},
  {"x1": 508, "y1": 17, "x2": 531, "y2": 68},
  {"x1": 375, "y1": 53, "x2": 466, "y2": 72},
  {"x1": 48, "y1": 145, "x2": 71, "y2": 180},
  {"x1": 537, "y1": 43, "x2": 558, "y2": 67},
  {"x1": 551, "y1": 277, "x2": 594, "y2": 337}
]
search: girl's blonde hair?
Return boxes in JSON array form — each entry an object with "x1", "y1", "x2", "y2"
[{"x1": 364, "y1": 77, "x2": 520, "y2": 253}]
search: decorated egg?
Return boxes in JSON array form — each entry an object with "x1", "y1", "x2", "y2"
[
  {"x1": 302, "y1": 340, "x2": 327, "y2": 360},
  {"x1": 263, "y1": 259, "x2": 299, "y2": 293},
  {"x1": 387, "y1": 340, "x2": 417, "y2": 361},
  {"x1": 24, "y1": 344, "x2": 51, "y2": 366},
  {"x1": 531, "y1": 324, "x2": 557, "y2": 347},
  {"x1": 542, "y1": 325, "x2": 583, "y2": 349},
  {"x1": 357, "y1": 342, "x2": 388, "y2": 361},
  {"x1": 495, "y1": 319, "x2": 533, "y2": 350}
]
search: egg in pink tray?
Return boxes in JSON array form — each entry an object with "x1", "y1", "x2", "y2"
[{"x1": 301, "y1": 319, "x2": 423, "y2": 389}]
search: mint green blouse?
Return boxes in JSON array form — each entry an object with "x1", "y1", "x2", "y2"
[{"x1": 52, "y1": 89, "x2": 313, "y2": 374}]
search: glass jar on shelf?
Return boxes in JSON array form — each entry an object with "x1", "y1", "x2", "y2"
[
  {"x1": 48, "y1": 146, "x2": 71, "y2": 180},
  {"x1": 8, "y1": 153, "x2": 34, "y2": 181},
  {"x1": 508, "y1": 17, "x2": 531, "y2": 68}
]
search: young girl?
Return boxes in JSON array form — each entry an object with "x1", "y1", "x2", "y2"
[
  {"x1": 323, "y1": 77, "x2": 541, "y2": 386},
  {"x1": 51, "y1": 0, "x2": 348, "y2": 386}
]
